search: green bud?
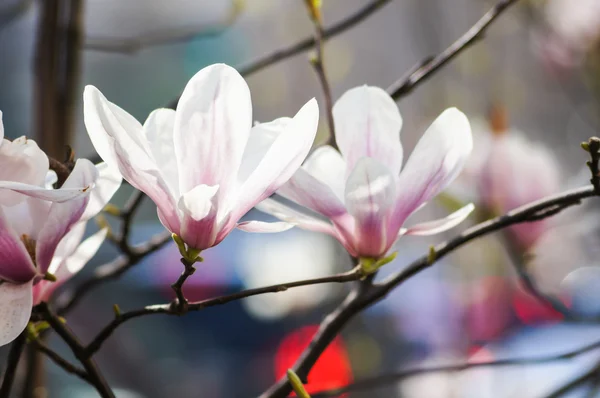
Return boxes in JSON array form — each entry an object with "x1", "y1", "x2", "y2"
[
  {"x1": 428, "y1": 246, "x2": 437, "y2": 264},
  {"x1": 43, "y1": 272, "x2": 57, "y2": 282},
  {"x1": 360, "y1": 252, "x2": 398, "y2": 275}
]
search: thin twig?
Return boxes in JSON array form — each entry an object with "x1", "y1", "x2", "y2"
[
  {"x1": 544, "y1": 362, "x2": 600, "y2": 398},
  {"x1": 260, "y1": 184, "x2": 598, "y2": 397},
  {"x1": 83, "y1": 268, "x2": 362, "y2": 357},
  {"x1": 39, "y1": 303, "x2": 115, "y2": 398},
  {"x1": 166, "y1": 0, "x2": 392, "y2": 109},
  {"x1": 170, "y1": 257, "x2": 197, "y2": 314},
  {"x1": 387, "y1": 0, "x2": 520, "y2": 100},
  {"x1": 29, "y1": 338, "x2": 90, "y2": 382},
  {"x1": 304, "y1": 1, "x2": 337, "y2": 149},
  {"x1": 312, "y1": 339, "x2": 600, "y2": 397},
  {"x1": 0, "y1": 331, "x2": 26, "y2": 397}
]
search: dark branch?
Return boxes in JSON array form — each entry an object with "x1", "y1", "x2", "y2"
[
  {"x1": 170, "y1": 257, "x2": 197, "y2": 314},
  {"x1": 387, "y1": 0, "x2": 520, "y2": 100},
  {"x1": 260, "y1": 184, "x2": 598, "y2": 397},
  {"x1": 0, "y1": 331, "x2": 26, "y2": 397},
  {"x1": 166, "y1": 0, "x2": 392, "y2": 109},
  {"x1": 544, "y1": 362, "x2": 600, "y2": 398},
  {"x1": 29, "y1": 338, "x2": 90, "y2": 382},
  {"x1": 83, "y1": 268, "x2": 362, "y2": 357},
  {"x1": 312, "y1": 338, "x2": 600, "y2": 397}
]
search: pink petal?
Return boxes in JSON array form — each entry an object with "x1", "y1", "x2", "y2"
[
  {"x1": 178, "y1": 184, "x2": 220, "y2": 250},
  {"x1": 35, "y1": 160, "x2": 96, "y2": 274},
  {"x1": 0, "y1": 206, "x2": 36, "y2": 283},
  {"x1": 233, "y1": 98, "x2": 319, "y2": 220},
  {"x1": 390, "y1": 108, "x2": 472, "y2": 235},
  {"x1": 403, "y1": 203, "x2": 475, "y2": 236},
  {"x1": 173, "y1": 64, "x2": 252, "y2": 198},
  {"x1": 333, "y1": 86, "x2": 403, "y2": 175},
  {"x1": 255, "y1": 198, "x2": 338, "y2": 237},
  {"x1": 345, "y1": 157, "x2": 397, "y2": 258},
  {"x1": 303, "y1": 146, "x2": 346, "y2": 202},
  {"x1": 236, "y1": 221, "x2": 295, "y2": 233},
  {"x1": 0, "y1": 280, "x2": 33, "y2": 346},
  {"x1": 0, "y1": 136, "x2": 49, "y2": 188},
  {"x1": 82, "y1": 162, "x2": 122, "y2": 221},
  {"x1": 143, "y1": 108, "x2": 179, "y2": 197}
]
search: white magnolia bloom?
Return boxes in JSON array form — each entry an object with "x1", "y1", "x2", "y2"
[
  {"x1": 258, "y1": 86, "x2": 474, "y2": 260},
  {"x1": 83, "y1": 63, "x2": 319, "y2": 251},
  {"x1": 0, "y1": 112, "x2": 121, "y2": 345}
]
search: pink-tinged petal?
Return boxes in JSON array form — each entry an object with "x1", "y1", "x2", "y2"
[
  {"x1": 0, "y1": 281, "x2": 33, "y2": 346},
  {"x1": 0, "y1": 137, "x2": 49, "y2": 188},
  {"x1": 173, "y1": 64, "x2": 252, "y2": 197},
  {"x1": 345, "y1": 157, "x2": 397, "y2": 258},
  {"x1": 255, "y1": 198, "x2": 338, "y2": 237},
  {"x1": 0, "y1": 180, "x2": 91, "y2": 203},
  {"x1": 45, "y1": 171, "x2": 58, "y2": 189},
  {"x1": 35, "y1": 160, "x2": 97, "y2": 274},
  {"x1": 234, "y1": 98, "x2": 319, "y2": 220},
  {"x1": 49, "y1": 222, "x2": 87, "y2": 269},
  {"x1": 0, "y1": 207, "x2": 36, "y2": 283},
  {"x1": 333, "y1": 86, "x2": 403, "y2": 175},
  {"x1": 403, "y1": 203, "x2": 475, "y2": 236},
  {"x1": 178, "y1": 184, "x2": 220, "y2": 250},
  {"x1": 143, "y1": 108, "x2": 179, "y2": 197},
  {"x1": 303, "y1": 145, "x2": 346, "y2": 202},
  {"x1": 236, "y1": 221, "x2": 295, "y2": 233},
  {"x1": 83, "y1": 86, "x2": 179, "y2": 231},
  {"x1": 82, "y1": 162, "x2": 122, "y2": 221},
  {"x1": 390, "y1": 108, "x2": 472, "y2": 234}
]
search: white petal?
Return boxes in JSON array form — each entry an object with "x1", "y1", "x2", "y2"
[
  {"x1": 173, "y1": 64, "x2": 252, "y2": 197},
  {"x1": 0, "y1": 206, "x2": 36, "y2": 283},
  {"x1": 0, "y1": 181, "x2": 90, "y2": 203},
  {"x1": 0, "y1": 281, "x2": 33, "y2": 346},
  {"x1": 234, "y1": 98, "x2": 319, "y2": 220},
  {"x1": 178, "y1": 184, "x2": 219, "y2": 222},
  {"x1": 333, "y1": 86, "x2": 403, "y2": 175},
  {"x1": 45, "y1": 171, "x2": 58, "y2": 189},
  {"x1": 255, "y1": 198, "x2": 337, "y2": 236},
  {"x1": 82, "y1": 162, "x2": 122, "y2": 221},
  {"x1": 236, "y1": 221, "x2": 295, "y2": 233},
  {"x1": 403, "y1": 203, "x2": 475, "y2": 236},
  {"x1": 390, "y1": 108, "x2": 472, "y2": 233},
  {"x1": 303, "y1": 145, "x2": 346, "y2": 202},
  {"x1": 0, "y1": 137, "x2": 49, "y2": 187},
  {"x1": 61, "y1": 227, "x2": 107, "y2": 276},
  {"x1": 177, "y1": 184, "x2": 220, "y2": 250},
  {"x1": 143, "y1": 108, "x2": 179, "y2": 197},
  {"x1": 49, "y1": 222, "x2": 87, "y2": 273}
]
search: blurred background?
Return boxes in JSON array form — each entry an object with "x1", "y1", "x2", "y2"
[{"x1": 2, "y1": 0, "x2": 600, "y2": 396}]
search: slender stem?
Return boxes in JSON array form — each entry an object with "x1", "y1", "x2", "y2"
[
  {"x1": 260, "y1": 184, "x2": 598, "y2": 397},
  {"x1": 166, "y1": 0, "x2": 392, "y2": 109},
  {"x1": 0, "y1": 331, "x2": 27, "y2": 397},
  {"x1": 387, "y1": 0, "x2": 520, "y2": 100},
  {"x1": 312, "y1": 339, "x2": 600, "y2": 397},
  {"x1": 170, "y1": 258, "x2": 197, "y2": 313},
  {"x1": 84, "y1": 269, "x2": 362, "y2": 357},
  {"x1": 544, "y1": 363, "x2": 600, "y2": 398},
  {"x1": 39, "y1": 303, "x2": 114, "y2": 398},
  {"x1": 29, "y1": 338, "x2": 90, "y2": 383}
]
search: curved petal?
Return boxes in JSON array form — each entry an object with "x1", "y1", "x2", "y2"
[
  {"x1": 345, "y1": 157, "x2": 397, "y2": 258},
  {"x1": 58, "y1": 228, "x2": 107, "y2": 279},
  {"x1": 390, "y1": 108, "x2": 472, "y2": 234},
  {"x1": 0, "y1": 281, "x2": 33, "y2": 346},
  {"x1": 178, "y1": 184, "x2": 220, "y2": 250},
  {"x1": 143, "y1": 108, "x2": 179, "y2": 198},
  {"x1": 403, "y1": 203, "x2": 474, "y2": 236},
  {"x1": 233, "y1": 98, "x2": 319, "y2": 220},
  {"x1": 0, "y1": 180, "x2": 91, "y2": 203},
  {"x1": 303, "y1": 145, "x2": 346, "y2": 202},
  {"x1": 333, "y1": 86, "x2": 403, "y2": 175},
  {"x1": 49, "y1": 222, "x2": 87, "y2": 271},
  {"x1": 83, "y1": 86, "x2": 179, "y2": 231},
  {"x1": 173, "y1": 63, "x2": 252, "y2": 198},
  {"x1": 0, "y1": 207, "x2": 36, "y2": 283},
  {"x1": 236, "y1": 221, "x2": 295, "y2": 233},
  {"x1": 82, "y1": 162, "x2": 122, "y2": 221},
  {"x1": 35, "y1": 160, "x2": 97, "y2": 274},
  {"x1": 0, "y1": 137, "x2": 49, "y2": 188},
  {"x1": 255, "y1": 198, "x2": 338, "y2": 237}
]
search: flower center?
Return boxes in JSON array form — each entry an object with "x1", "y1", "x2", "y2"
[{"x1": 21, "y1": 234, "x2": 37, "y2": 266}]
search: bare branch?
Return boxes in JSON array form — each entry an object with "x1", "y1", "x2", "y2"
[
  {"x1": 0, "y1": 331, "x2": 26, "y2": 397},
  {"x1": 29, "y1": 338, "x2": 90, "y2": 383},
  {"x1": 387, "y1": 0, "x2": 520, "y2": 100},
  {"x1": 312, "y1": 338, "x2": 600, "y2": 397}
]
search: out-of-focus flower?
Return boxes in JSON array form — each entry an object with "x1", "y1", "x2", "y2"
[
  {"x1": 258, "y1": 86, "x2": 474, "y2": 260},
  {"x1": 534, "y1": 0, "x2": 600, "y2": 72},
  {"x1": 476, "y1": 108, "x2": 561, "y2": 250},
  {"x1": 84, "y1": 63, "x2": 319, "y2": 252},
  {"x1": 0, "y1": 111, "x2": 115, "y2": 346}
]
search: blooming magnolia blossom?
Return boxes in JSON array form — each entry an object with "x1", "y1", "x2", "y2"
[
  {"x1": 258, "y1": 86, "x2": 474, "y2": 260},
  {"x1": 84, "y1": 63, "x2": 319, "y2": 251},
  {"x1": 0, "y1": 112, "x2": 121, "y2": 345}
]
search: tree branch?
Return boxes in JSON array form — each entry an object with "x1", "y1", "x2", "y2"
[
  {"x1": 83, "y1": 268, "x2": 362, "y2": 357},
  {"x1": 0, "y1": 331, "x2": 26, "y2": 397},
  {"x1": 29, "y1": 338, "x2": 90, "y2": 383},
  {"x1": 387, "y1": 0, "x2": 520, "y2": 100},
  {"x1": 260, "y1": 184, "x2": 598, "y2": 397},
  {"x1": 312, "y1": 338, "x2": 600, "y2": 397},
  {"x1": 166, "y1": 0, "x2": 392, "y2": 109}
]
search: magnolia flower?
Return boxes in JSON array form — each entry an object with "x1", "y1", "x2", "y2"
[
  {"x1": 258, "y1": 86, "x2": 474, "y2": 260},
  {"x1": 84, "y1": 63, "x2": 318, "y2": 252},
  {"x1": 0, "y1": 112, "x2": 120, "y2": 345}
]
